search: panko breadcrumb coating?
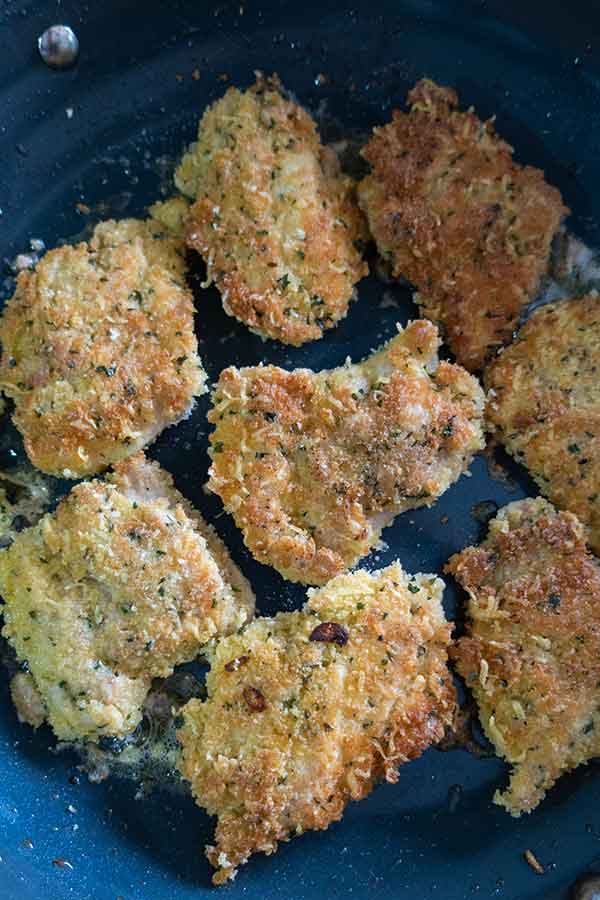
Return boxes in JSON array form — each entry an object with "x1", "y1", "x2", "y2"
[
  {"x1": 358, "y1": 79, "x2": 568, "y2": 371},
  {"x1": 448, "y1": 497, "x2": 600, "y2": 816},
  {"x1": 207, "y1": 319, "x2": 485, "y2": 584},
  {"x1": 176, "y1": 75, "x2": 368, "y2": 345},
  {"x1": 0, "y1": 217, "x2": 205, "y2": 478},
  {"x1": 177, "y1": 561, "x2": 455, "y2": 884},
  {"x1": 149, "y1": 196, "x2": 191, "y2": 238},
  {"x1": 0, "y1": 453, "x2": 254, "y2": 741},
  {"x1": 485, "y1": 294, "x2": 600, "y2": 552}
]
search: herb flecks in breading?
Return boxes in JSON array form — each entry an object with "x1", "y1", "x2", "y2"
[
  {"x1": 358, "y1": 79, "x2": 568, "y2": 371},
  {"x1": 178, "y1": 562, "x2": 455, "y2": 884},
  {"x1": 449, "y1": 498, "x2": 600, "y2": 816},
  {"x1": 486, "y1": 294, "x2": 600, "y2": 552},
  {"x1": 0, "y1": 453, "x2": 254, "y2": 741},
  {"x1": 0, "y1": 217, "x2": 205, "y2": 478},
  {"x1": 208, "y1": 319, "x2": 484, "y2": 584},
  {"x1": 176, "y1": 74, "x2": 368, "y2": 345}
]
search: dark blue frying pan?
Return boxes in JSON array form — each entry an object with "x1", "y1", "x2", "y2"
[{"x1": 1, "y1": 2, "x2": 600, "y2": 898}]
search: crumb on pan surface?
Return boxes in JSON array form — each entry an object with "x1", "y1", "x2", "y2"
[
  {"x1": 0, "y1": 216, "x2": 206, "y2": 478},
  {"x1": 207, "y1": 318, "x2": 485, "y2": 585},
  {"x1": 0, "y1": 453, "x2": 254, "y2": 741},
  {"x1": 177, "y1": 561, "x2": 455, "y2": 884},
  {"x1": 358, "y1": 78, "x2": 568, "y2": 371},
  {"x1": 448, "y1": 496, "x2": 600, "y2": 816},
  {"x1": 175, "y1": 74, "x2": 368, "y2": 346},
  {"x1": 485, "y1": 293, "x2": 600, "y2": 553}
]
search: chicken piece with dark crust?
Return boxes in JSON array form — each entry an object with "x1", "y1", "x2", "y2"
[
  {"x1": 358, "y1": 79, "x2": 568, "y2": 371},
  {"x1": 207, "y1": 318, "x2": 485, "y2": 585},
  {"x1": 178, "y1": 561, "x2": 455, "y2": 884},
  {"x1": 449, "y1": 497, "x2": 600, "y2": 816},
  {"x1": 176, "y1": 75, "x2": 368, "y2": 346},
  {"x1": 0, "y1": 217, "x2": 205, "y2": 478},
  {"x1": 485, "y1": 294, "x2": 600, "y2": 553}
]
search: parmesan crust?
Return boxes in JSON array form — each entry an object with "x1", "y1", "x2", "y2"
[
  {"x1": 0, "y1": 453, "x2": 254, "y2": 741},
  {"x1": 358, "y1": 79, "x2": 568, "y2": 371},
  {"x1": 485, "y1": 294, "x2": 600, "y2": 553},
  {"x1": 176, "y1": 75, "x2": 368, "y2": 345},
  {"x1": 0, "y1": 217, "x2": 205, "y2": 478},
  {"x1": 178, "y1": 562, "x2": 455, "y2": 884},
  {"x1": 448, "y1": 497, "x2": 600, "y2": 815},
  {"x1": 207, "y1": 319, "x2": 485, "y2": 584}
]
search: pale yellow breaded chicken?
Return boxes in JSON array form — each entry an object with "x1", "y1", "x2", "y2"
[
  {"x1": 0, "y1": 217, "x2": 205, "y2": 478},
  {"x1": 358, "y1": 79, "x2": 568, "y2": 372},
  {"x1": 0, "y1": 453, "x2": 254, "y2": 741},
  {"x1": 448, "y1": 497, "x2": 600, "y2": 816},
  {"x1": 175, "y1": 75, "x2": 368, "y2": 345},
  {"x1": 485, "y1": 294, "x2": 600, "y2": 553},
  {"x1": 207, "y1": 319, "x2": 485, "y2": 585},
  {"x1": 177, "y1": 561, "x2": 455, "y2": 884}
]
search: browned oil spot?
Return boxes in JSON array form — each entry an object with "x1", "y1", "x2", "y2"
[
  {"x1": 483, "y1": 439, "x2": 518, "y2": 488},
  {"x1": 436, "y1": 702, "x2": 495, "y2": 758},
  {"x1": 471, "y1": 499, "x2": 499, "y2": 526}
]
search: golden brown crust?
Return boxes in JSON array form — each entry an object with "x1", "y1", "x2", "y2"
[
  {"x1": 207, "y1": 319, "x2": 485, "y2": 584},
  {"x1": 448, "y1": 497, "x2": 600, "y2": 816},
  {"x1": 0, "y1": 452, "x2": 254, "y2": 741},
  {"x1": 358, "y1": 79, "x2": 568, "y2": 371},
  {"x1": 176, "y1": 75, "x2": 368, "y2": 345},
  {"x1": 0, "y1": 218, "x2": 206, "y2": 478},
  {"x1": 485, "y1": 294, "x2": 600, "y2": 552},
  {"x1": 177, "y1": 562, "x2": 455, "y2": 884}
]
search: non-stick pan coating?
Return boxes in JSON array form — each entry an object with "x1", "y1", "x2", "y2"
[{"x1": 1, "y1": 2, "x2": 600, "y2": 898}]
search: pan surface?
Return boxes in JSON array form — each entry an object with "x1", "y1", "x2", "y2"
[{"x1": 1, "y1": 2, "x2": 600, "y2": 898}]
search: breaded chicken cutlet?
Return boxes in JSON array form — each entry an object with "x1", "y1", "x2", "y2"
[
  {"x1": 485, "y1": 294, "x2": 600, "y2": 553},
  {"x1": 207, "y1": 318, "x2": 485, "y2": 585},
  {"x1": 358, "y1": 79, "x2": 568, "y2": 371},
  {"x1": 448, "y1": 497, "x2": 600, "y2": 816},
  {"x1": 177, "y1": 561, "x2": 455, "y2": 884},
  {"x1": 0, "y1": 216, "x2": 205, "y2": 478},
  {"x1": 175, "y1": 75, "x2": 368, "y2": 345},
  {"x1": 0, "y1": 452, "x2": 254, "y2": 741}
]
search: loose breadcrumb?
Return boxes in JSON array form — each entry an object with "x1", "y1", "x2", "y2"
[
  {"x1": 0, "y1": 453, "x2": 254, "y2": 741},
  {"x1": 178, "y1": 562, "x2": 455, "y2": 884},
  {"x1": 448, "y1": 497, "x2": 600, "y2": 816},
  {"x1": 207, "y1": 318, "x2": 485, "y2": 584},
  {"x1": 485, "y1": 293, "x2": 600, "y2": 553},
  {"x1": 358, "y1": 79, "x2": 568, "y2": 371},
  {"x1": 176, "y1": 74, "x2": 368, "y2": 345},
  {"x1": 0, "y1": 217, "x2": 205, "y2": 478},
  {"x1": 524, "y1": 849, "x2": 545, "y2": 875}
]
